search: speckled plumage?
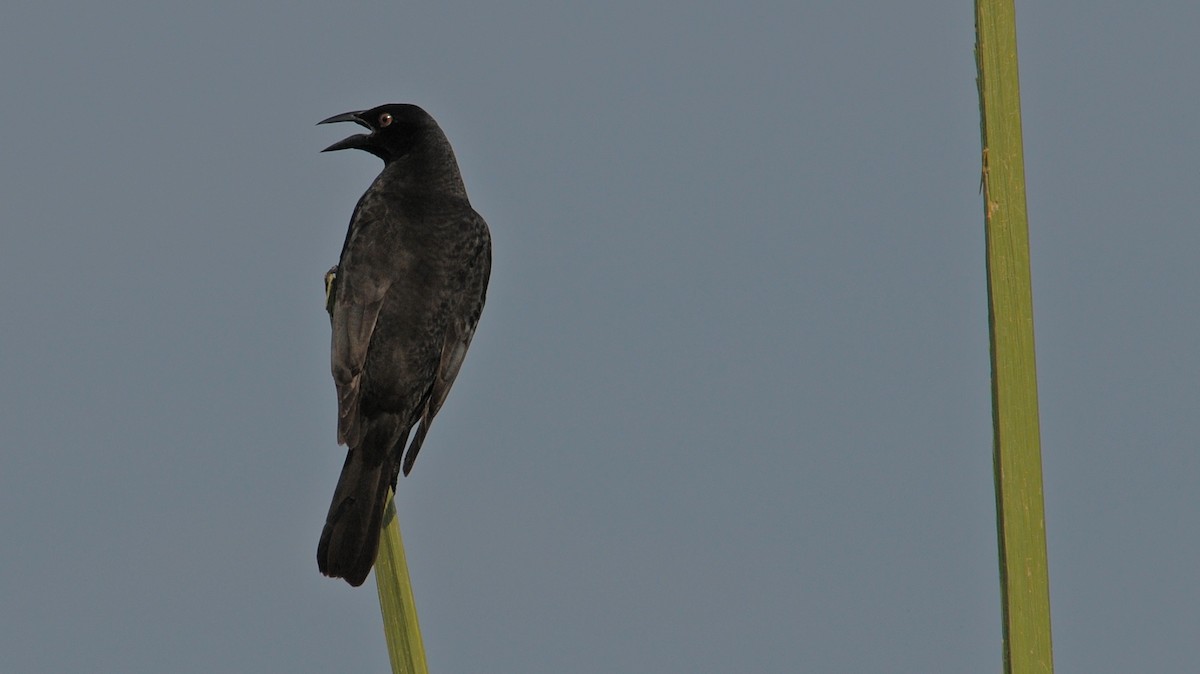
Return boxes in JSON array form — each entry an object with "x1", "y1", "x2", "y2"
[{"x1": 316, "y1": 104, "x2": 490, "y2": 587}]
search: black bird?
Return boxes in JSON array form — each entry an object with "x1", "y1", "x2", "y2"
[{"x1": 316, "y1": 104, "x2": 491, "y2": 586}]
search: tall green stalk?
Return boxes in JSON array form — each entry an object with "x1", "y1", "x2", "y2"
[
  {"x1": 374, "y1": 492, "x2": 429, "y2": 674},
  {"x1": 975, "y1": 2, "x2": 1054, "y2": 673}
]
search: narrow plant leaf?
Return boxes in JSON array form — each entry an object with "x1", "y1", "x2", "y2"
[
  {"x1": 374, "y1": 491, "x2": 429, "y2": 674},
  {"x1": 975, "y1": 2, "x2": 1055, "y2": 672}
]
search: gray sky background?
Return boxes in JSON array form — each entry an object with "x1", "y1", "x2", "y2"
[{"x1": 2, "y1": 2, "x2": 1197, "y2": 672}]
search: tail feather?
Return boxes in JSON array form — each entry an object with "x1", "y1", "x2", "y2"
[
  {"x1": 318, "y1": 419, "x2": 408, "y2": 586},
  {"x1": 401, "y1": 420, "x2": 430, "y2": 477}
]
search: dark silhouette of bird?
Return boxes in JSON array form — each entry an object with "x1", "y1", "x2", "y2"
[{"x1": 316, "y1": 104, "x2": 491, "y2": 586}]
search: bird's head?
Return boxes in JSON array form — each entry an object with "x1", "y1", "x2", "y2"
[{"x1": 318, "y1": 103, "x2": 434, "y2": 163}]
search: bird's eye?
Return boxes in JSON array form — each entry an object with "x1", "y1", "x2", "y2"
[{"x1": 379, "y1": 113, "x2": 393, "y2": 128}]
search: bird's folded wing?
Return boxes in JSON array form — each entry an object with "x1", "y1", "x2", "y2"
[
  {"x1": 331, "y1": 276, "x2": 390, "y2": 448},
  {"x1": 401, "y1": 225, "x2": 490, "y2": 474}
]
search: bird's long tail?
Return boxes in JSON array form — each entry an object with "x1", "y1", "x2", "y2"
[{"x1": 317, "y1": 424, "x2": 403, "y2": 587}]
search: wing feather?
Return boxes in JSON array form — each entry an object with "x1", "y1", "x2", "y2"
[
  {"x1": 401, "y1": 215, "x2": 491, "y2": 474},
  {"x1": 330, "y1": 197, "x2": 396, "y2": 448}
]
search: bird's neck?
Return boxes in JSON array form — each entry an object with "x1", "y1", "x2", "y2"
[{"x1": 383, "y1": 134, "x2": 468, "y2": 199}]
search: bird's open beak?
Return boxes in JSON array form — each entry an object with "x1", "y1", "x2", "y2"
[{"x1": 318, "y1": 111, "x2": 372, "y2": 153}]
